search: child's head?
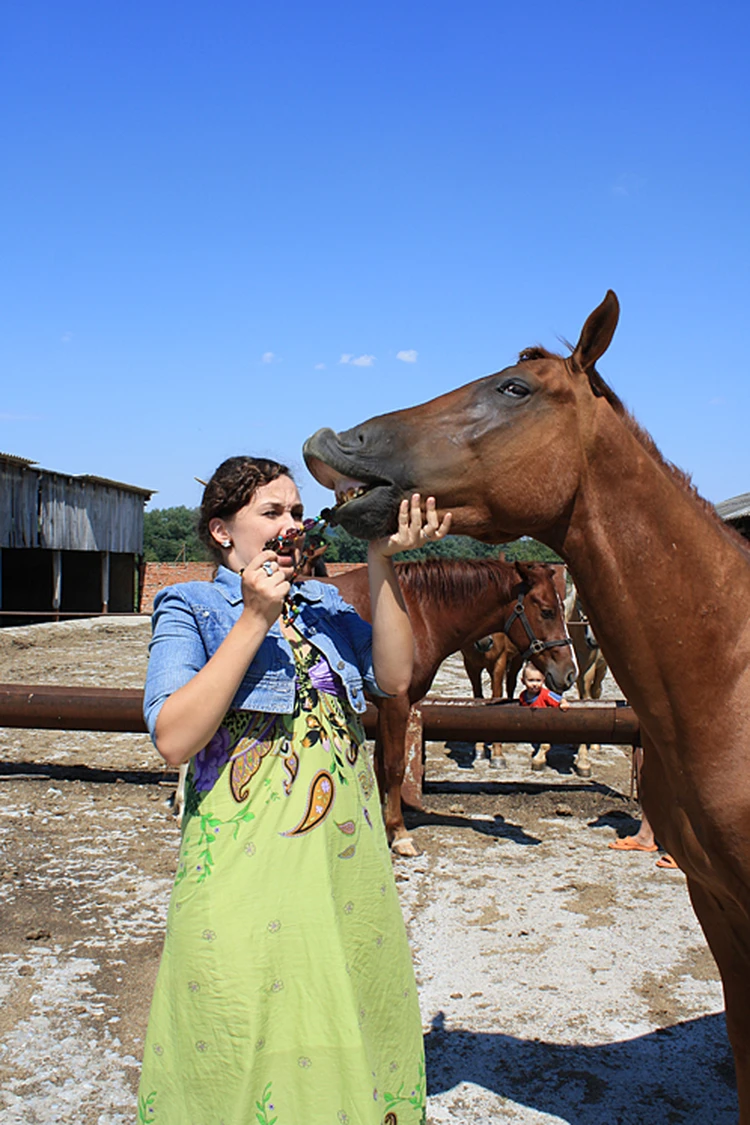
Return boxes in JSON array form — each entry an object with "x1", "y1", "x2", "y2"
[{"x1": 521, "y1": 664, "x2": 546, "y2": 693}]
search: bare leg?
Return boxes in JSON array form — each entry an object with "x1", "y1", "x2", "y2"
[{"x1": 608, "y1": 746, "x2": 657, "y2": 850}]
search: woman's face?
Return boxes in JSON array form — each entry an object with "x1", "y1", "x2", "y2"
[{"x1": 209, "y1": 475, "x2": 304, "y2": 574}]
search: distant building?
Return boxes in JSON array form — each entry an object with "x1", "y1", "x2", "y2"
[
  {"x1": 716, "y1": 492, "x2": 750, "y2": 541},
  {"x1": 1, "y1": 453, "x2": 154, "y2": 623}
]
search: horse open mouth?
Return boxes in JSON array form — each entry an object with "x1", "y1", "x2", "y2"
[
  {"x1": 304, "y1": 438, "x2": 405, "y2": 538},
  {"x1": 322, "y1": 476, "x2": 396, "y2": 526}
]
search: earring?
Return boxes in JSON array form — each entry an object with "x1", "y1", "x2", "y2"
[{"x1": 221, "y1": 540, "x2": 231, "y2": 548}]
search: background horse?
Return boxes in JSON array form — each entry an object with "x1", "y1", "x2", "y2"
[
  {"x1": 562, "y1": 583, "x2": 610, "y2": 778},
  {"x1": 323, "y1": 557, "x2": 575, "y2": 855},
  {"x1": 461, "y1": 632, "x2": 516, "y2": 700},
  {"x1": 304, "y1": 292, "x2": 750, "y2": 1116},
  {"x1": 460, "y1": 632, "x2": 518, "y2": 767}
]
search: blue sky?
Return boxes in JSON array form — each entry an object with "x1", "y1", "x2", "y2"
[{"x1": 2, "y1": 0, "x2": 748, "y2": 518}]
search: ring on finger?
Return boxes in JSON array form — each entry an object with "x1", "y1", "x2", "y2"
[{"x1": 262, "y1": 560, "x2": 275, "y2": 577}]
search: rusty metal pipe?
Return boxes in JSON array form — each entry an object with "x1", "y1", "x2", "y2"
[
  {"x1": 0, "y1": 684, "x2": 146, "y2": 732},
  {"x1": 0, "y1": 684, "x2": 639, "y2": 744}
]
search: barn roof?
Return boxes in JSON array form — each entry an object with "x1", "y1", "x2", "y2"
[
  {"x1": 1, "y1": 455, "x2": 155, "y2": 551},
  {"x1": 76, "y1": 474, "x2": 154, "y2": 497},
  {"x1": 0, "y1": 452, "x2": 38, "y2": 468},
  {"x1": 715, "y1": 493, "x2": 750, "y2": 522}
]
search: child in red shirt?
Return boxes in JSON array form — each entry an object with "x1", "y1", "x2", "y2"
[{"x1": 519, "y1": 663, "x2": 569, "y2": 770}]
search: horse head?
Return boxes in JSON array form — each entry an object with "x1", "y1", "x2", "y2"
[
  {"x1": 303, "y1": 291, "x2": 620, "y2": 549},
  {"x1": 506, "y1": 561, "x2": 576, "y2": 692}
]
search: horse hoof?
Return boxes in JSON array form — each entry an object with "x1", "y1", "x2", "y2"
[
  {"x1": 575, "y1": 764, "x2": 592, "y2": 779},
  {"x1": 391, "y1": 837, "x2": 421, "y2": 858},
  {"x1": 488, "y1": 757, "x2": 507, "y2": 770},
  {"x1": 531, "y1": 758, "x2": 547, "y2": 771}
]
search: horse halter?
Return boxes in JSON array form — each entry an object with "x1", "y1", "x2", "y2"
[{"x1": 503, "y1": 586, "x2": 573, "y2": 663}]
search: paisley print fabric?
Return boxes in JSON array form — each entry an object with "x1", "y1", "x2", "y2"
[{"x1": 138, "y1": 628, "x2": 425, "y2": 1125}]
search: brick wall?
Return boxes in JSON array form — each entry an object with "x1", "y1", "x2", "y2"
[
  {"x1": 139, "y1": 559, "x2": 562, "y2": 613},
  {"x1": 140, "y1": 561, "x2": 217, "y2": 614},
  {"x1": 139, "y1": 560, "x2": 364, "y2": 613},
  {"x1": 323, "y1": 563, "x2": 363, "y2": 577}
]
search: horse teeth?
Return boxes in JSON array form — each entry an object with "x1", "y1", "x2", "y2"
[{"x1": 334, "y1": 485, "x2": 368, "y2": 507}]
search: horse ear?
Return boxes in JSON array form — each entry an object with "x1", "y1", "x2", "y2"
[
  {"x1": 514, "y1": 560, "x2": 534, "y2": 584},
  {"x1": 572, "y1": 290, "x2": 620, "y2": 373}
]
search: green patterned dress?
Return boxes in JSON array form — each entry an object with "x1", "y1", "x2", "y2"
[{"x1": 138, "y1": 628, "x2": 425, "y2": 1125}]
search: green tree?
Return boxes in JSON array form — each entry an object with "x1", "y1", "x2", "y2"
[
  {"x1": 322, "y1": 526, "x2": 560, "y2": 564},
  {"x1": 143, "y1": 506, "x2": 210, "y2": 562}
]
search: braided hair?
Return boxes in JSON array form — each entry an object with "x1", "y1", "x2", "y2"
[{"x1": 198, "y1": 456, "x2": 292, "y2": 562}]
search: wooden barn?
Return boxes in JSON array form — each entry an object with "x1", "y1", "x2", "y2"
[
  {"x1": 716, "y1": 492, "x2": 750, "y2": 542},
  {"x1": 0, "y1": 453, "x2": 153, "y2": 623}
]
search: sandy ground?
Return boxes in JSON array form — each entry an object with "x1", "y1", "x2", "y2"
[{"x1": 0, "y1": 618, "x2": 737, "y2": 1123}]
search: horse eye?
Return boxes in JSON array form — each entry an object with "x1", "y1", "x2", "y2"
[
  {"x1": 498, "y1": 379, "x2": 530, "y2": 400},
  {"x1": 541, "y1": 608, "x2": 556, "y2": 620}
]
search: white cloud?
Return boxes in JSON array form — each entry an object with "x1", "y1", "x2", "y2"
[
  {"x1": 396, "y1": 349, "x2": 418, "y2": 363},
  {"x1": 314, "y1": 362, "x2": 326, "y2": 370},
  {"x1": 261, "y1": 351, "x2": 275, "y2": 364},
  {"x1": 340, "y1": 353, "x2": 375, "y2": 367}
]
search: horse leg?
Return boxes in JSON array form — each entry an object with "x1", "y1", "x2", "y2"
[
  {"x1": 575, "y1": 743, "x2": 593, "y2": 778},
  {"x1": 686, "y1": 878, "x2": 750, "y2": 1121},
  {"x1": 462, "y1": 651, "x2": 484, "y2": 699},
  {"x1": 531, "y1": 743, "x2": 549, "y2": 771},
  {"x1": 573, "y1": 659, "x2": 595, "y2": 778},
  {"x1": 378, "y1": 694, "x2": 421, "y2": 858},
  {"x1": 506, "y1": 651, "x2": 522, "y2": 700},
  {"x1": 461, "y1": 652, "x2": 486, "y2": 761},
  {"x1": 487, "y1": 649, "x2": 508, "y2": 768}
]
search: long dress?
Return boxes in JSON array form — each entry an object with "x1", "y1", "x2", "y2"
[{"x1": 138, "y1": 627, "x2": 426, "y2": 1125}]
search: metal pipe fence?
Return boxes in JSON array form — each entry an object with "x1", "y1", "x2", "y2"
[{"x1": 0, "y1": 683, "x2": 639, "y2": 745}]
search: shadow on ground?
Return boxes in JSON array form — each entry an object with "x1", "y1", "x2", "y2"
[{"x1": 425, "y1": 1011, "x2": 737, "y2": 1124}]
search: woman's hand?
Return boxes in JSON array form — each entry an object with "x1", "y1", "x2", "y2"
[
  {"x1": 372, "y1": 494, "x2": 452, "y2": 559},
  {"x1": 365, "y1": 495, "x2": 451, "y2": 696},
  {"x1": 240, "y1": 550, "x2": 291, "y2": 624}
]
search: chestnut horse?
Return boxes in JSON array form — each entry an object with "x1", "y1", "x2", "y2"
[
  {"x1": 460, "y1": 633, "x2": 518, "y2": 767},
  {"x1": 322, "y1": 557, "x2": 575, "y2": 855},
  {"x1": 461, "y1": 632, "x2": 516, "y2": 701},
  {"x1": 303, "y1": 292, "x2": 750, "y2": 1117}
]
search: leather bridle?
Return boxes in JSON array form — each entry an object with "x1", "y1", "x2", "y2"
[{"x1": 503, "y1": 585, "x2": 574, "y2": 663}]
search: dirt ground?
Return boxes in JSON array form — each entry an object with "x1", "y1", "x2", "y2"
[{"x1": 0, "y1": 618, "x2": 738, "y2": 1123}]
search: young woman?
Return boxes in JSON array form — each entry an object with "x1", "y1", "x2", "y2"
[{"x1": 138, "y1": 455, "x2": 450, "y2": 1125}]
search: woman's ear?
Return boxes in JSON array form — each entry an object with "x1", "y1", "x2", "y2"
[{"x1": 209, "y1": 517, "x2": 231, "y2": 549}]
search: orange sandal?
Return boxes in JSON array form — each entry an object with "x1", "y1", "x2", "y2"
[
  {"x1": 608, "y1": 836, "x2": 658, "y2": 853},
  {"x1": 656, "y1": 854, "x2": 679, "y2": 869}
]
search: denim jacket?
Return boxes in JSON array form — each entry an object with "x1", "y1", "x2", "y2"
[{"x1": 143, "y1": 566, "x2": 382, "y2": 742}]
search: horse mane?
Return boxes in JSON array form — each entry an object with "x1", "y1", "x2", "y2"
[
  {"x1": 518, "y1": 345, "x2": 750, "y2": 558},
  {"x1": 395, "y1": 557, "x2": 518, "y2": 606}
]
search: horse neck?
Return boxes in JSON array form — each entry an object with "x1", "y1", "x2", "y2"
[
  {"x1": 549, "y1": 409, "x2": 750, "y2": 751},
  {"x1": 404, "y1": 571, "x2": 517, "y2": 668}
]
